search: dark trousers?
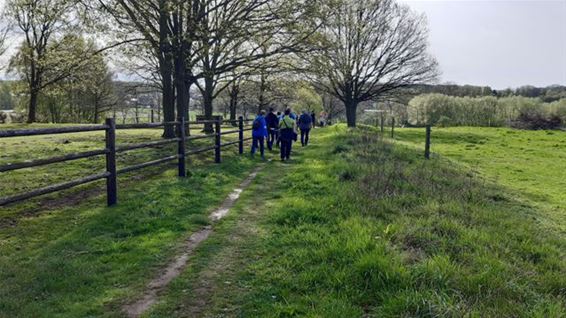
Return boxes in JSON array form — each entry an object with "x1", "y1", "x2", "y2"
[
  {"x1": 300, "y1": 128, "x2": 310, "y2": 146},
  {"x1": 251, "y1": 136, "x2": 265, "y2": 156},
  {"x1": 267, "y1": 129, "x2": 277, "y2": 150},
  {"x1": 280, "y1": 138, "x2": 292, "y2": 160}
]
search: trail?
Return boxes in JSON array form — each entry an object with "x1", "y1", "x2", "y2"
[{"x1": 123, "y1": 166, "x2": 263, "y2": 318}]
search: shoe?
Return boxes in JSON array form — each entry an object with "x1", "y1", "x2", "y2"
[{"x1": 261, "y1": 155, "x2": 266, "y2": 161}]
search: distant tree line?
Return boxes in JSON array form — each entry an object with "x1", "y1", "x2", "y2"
[
  {"x1": 0, "y1": 0, "x2": 442, "y2": 131},
  {"x1": 408, "y1": 94, "x2": 566, "y2": 130},
  {"x1": 409, "y1": 84, "x2": 566, "y2": 103}
]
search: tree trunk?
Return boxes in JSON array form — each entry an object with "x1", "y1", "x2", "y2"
[
  {"x1": 173, "y1": 11, "x2": 187, "y2": 129},
  {"x1": 202, "y1": 75, "x2": 215, "y2": 133},
  {"x1": 258, "y1": 72, "x2": 267, "y2": 113},
  {"x1": 174, "y1": 54, "x2": 187, "y2": 127},
  {"x1": 93, "y1": 98, "x2": 99, "y2": 124},
  {"x1": 229, "y1": 83, "x2": 239, "y2": 124},
  {"x1": 161, "y1": 68, "x2": 176, "y2": 137},
  {"x1": 345, "y1": 99, "x2": 358, "y2": 127},
  {"x1": 27, "y1": 90, "x2": 38, "y2": 123},
  {"x1": 158, "y1": 0, "x2": 176, "y2": 138}
]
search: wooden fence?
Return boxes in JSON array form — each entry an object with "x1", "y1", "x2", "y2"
[{"x1": 0, "y1": 117, "x2": 253, "y2": 207}]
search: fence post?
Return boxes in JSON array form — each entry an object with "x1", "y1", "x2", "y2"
[
  {"x1": 390, "y1": 117, "x2": 395, "y2": 138},
  {"x1": 380, "y1": 112, "x2": 384, "y2": 133},
  {"x1": 105, "y1": 118, "x2": 117, "y2": 206},
  {"x1": 238, "y1": 116, "x2": 244, "y2": 154},
  {"x1": 425, "y1": 124, "x2": 431, "y2": 159},
  {"x1": 215, "y1": 119, "x2": 221, "y2": 163},
  {"x1": 178, "y1": 117, "x2": 187, "y2": 177}
]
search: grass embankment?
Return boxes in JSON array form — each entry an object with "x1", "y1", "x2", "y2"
[
  {"x1": 147, "y1": 125, "x2": 565, "y2": 317},
  {"x1": 0, "y1": 124, "x2": 253, "y2": 317},
  {"x1": 395, "y1": 126, "x2": 566, "y2": 234}
]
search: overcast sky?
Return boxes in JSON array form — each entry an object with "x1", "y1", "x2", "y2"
[
  {"x1": 400, "y1": 0, "x2": 566, "y2": 89},
  {"x1": 1, "y1": 0, "x2": 565, "y2": 89}
]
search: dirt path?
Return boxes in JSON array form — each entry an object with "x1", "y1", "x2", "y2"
[{"x1": 122, "y1": 166, "x2": 263, "y2": 318}]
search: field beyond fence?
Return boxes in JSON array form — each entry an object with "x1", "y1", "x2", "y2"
[{"x1": 0, "y1": 117, "x2": 253, "y2": 209}]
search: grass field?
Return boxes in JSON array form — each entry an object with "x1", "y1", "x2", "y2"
[
  {"x1": 394, "y1": 126, "x2": 566, "y2": 234},
  {"x1": 0, "y1": 123, "x2": 247, "y2": 220},
  {"x1": 145, "y1": 126, "x2": 564, "y2": 317},
  {"x1": 1, "y1": 124, "x2": 564, "y2": 317},
  {"x1": 0, "y1": 123, "x2": 254, "y2": 317}
]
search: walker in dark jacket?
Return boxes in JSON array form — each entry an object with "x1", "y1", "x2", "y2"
[
  {"x1": 298, "y1": 112, "x2": 312, "y2": 146},
  {"x1": 279, "y1": 112, "x2": 296, "y2": 161},
  {"x1": 251, "y1": 113, "x2": 268, "y2": 159},
  {"x1": 265, "y1": 110, "x2": 279, "y2": 150}
]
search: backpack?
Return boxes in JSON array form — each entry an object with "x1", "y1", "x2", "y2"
[{"x1": 252, "y1": 118, "x2": 261, "y2": 130}]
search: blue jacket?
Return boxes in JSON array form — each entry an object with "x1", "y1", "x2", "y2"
[
  {"x1": 298, "y1": 113, "x2": 312, "y2": 130},
  {"x1": 252, "y1": 115, "x2": 268, "y2": 138}
]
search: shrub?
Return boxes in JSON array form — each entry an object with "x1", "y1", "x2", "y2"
[
  {"x1": 436, "y1": 115, "x2": 452, "y2": 127},
  {"x1": 513, "y1": 112, "x2": 562, "y2": 130},
  {"x1": 408, "y1": 94, "x2": 565, "y2": 129}
]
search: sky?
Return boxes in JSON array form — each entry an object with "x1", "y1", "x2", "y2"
[
  {"x1": 1, "y1": 0, "x2": 566, "y2": 89},
  {"x1": 399, "y1": 0, "x2": 566, "y2": 89}
]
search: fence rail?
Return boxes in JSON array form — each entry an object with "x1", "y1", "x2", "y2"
[{"x1": 0, "y1": 116, "x2": 251, "y2": 207}]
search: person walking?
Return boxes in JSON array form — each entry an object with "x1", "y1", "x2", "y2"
[
  {"x1": 251, "y1": 110, "x2": 268, "y2": 160},
  {"x1": 265, "y1": 108, "x2": 279, "y2": 151},
  {"x1": 298, "y1": 110, "x2": 313, "y2": 146},
  {"x1": 276, "y1": 111, "x2": 283, "y2": 148},
  {"x1": 279, "y1": 108, "x2": 296, "y2": 162},
  {"x1": 311, "y1": 111, "x2": 316, "y2": 128}
]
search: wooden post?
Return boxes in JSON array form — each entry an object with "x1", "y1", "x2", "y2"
[
  {"x1": 425, "y1": 124, "x2": 431, "y2": 159},
  {"x1": 390, "y1": 117, "x2": 395, "y2": 138},
  {"x1": 105, "y1": 118, "x2": 117, "y2": 206},
  {"x1": 178, "y1": 117, "x2": 187, "y2": 177},
  {"x1": 215, "y1": 119, "x2": 221, "y2": 163},
  {"x1": 380, "y1": 112, "x2": 384, "y2": 133},
  {"x1": 238, "y1": 116, "x2": 244, "y2": 154}
]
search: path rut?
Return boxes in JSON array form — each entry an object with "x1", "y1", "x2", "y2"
[{"x1": 123, "y1": 166, "x2": 263, "y2": 317}]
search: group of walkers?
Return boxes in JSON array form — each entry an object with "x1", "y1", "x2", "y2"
[{"x1": 250, "y1": 108, "x2": 315, "y2": 162}]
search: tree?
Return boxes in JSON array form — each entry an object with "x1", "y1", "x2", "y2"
[
  {"x1": 99, "y1": 0, "x2": 178, "y2": 136},
  {"x1": 4, "y1": 0, "x2": 80, "y2": 123},
  {"x1": 291, "y1": 85, "x2": 322, "y2": 113},
  {"x1": 0, "y1": 27, "x2": 8, "y2": 61},
  {"x1": 0, "y1": 81, "x2": 15, "y2": 110},
  {"x1": 193, "y1": 0, "x2": 320, "y2": 131},
  {"x1": 306, "y1": 0, "x2": 438, "y2": 127}
]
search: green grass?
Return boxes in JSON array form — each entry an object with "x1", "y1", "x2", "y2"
[
  {"x1": 1, "y1": 124, "x2": 564, "y2": 317},
  {"x1": 145, "y1": 125, "x2": 565, "y2": 317},
  {"x1": 394, "y1": 126, "x2": 566, "y2": 234},
  {"x1": 0, "y1": 123, "x2": 254, "y2": 317},
  {"x1": 0, "y1": 123, "x2": 248, "y2": 220}
]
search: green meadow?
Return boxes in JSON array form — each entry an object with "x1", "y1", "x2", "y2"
[
  {"x1": 395, "y1": 126, "x2": 566, "y2": 234},
  {"x1": 147, "y1": 126, "x2": 565, "y2": 317},
  {"x1": 0, "y1": 125, "x2": 564, "y2": 317}
]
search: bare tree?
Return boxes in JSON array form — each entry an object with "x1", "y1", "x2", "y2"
[
  {"x1": 193, "y1": 0, "x2": 320, "y2": 131},
  {"x1": 306, "y1": 0, "x2": 438, "y2": 127},
  {"x1": 0, "y1": 28, "x2": 8, "y2": 60},
  {"x1": 97, "y1": 0, "x2": 178, "y2": 136}
]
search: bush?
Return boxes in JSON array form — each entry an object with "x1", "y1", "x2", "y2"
[
  {"x1": 436, "y1": 115, "x2": 452, "y2": 127},
  {"x1": 408, "y1": 94, "x2": 565, "y2": 129},
  {"x1": 513, "y1": 112, "x2": 562, "y2": 130}
]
